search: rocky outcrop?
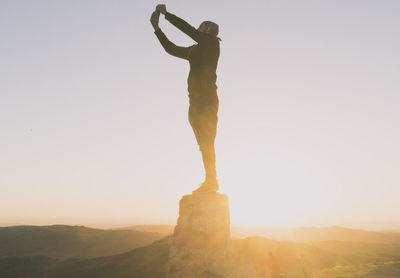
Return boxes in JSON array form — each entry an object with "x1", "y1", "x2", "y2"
[
  {"x1": 166, "y1": 192, "x2": 262, "y2": 278},
  {"x1": 166, "y1": 192, "x2": 231, "y2": 278}
]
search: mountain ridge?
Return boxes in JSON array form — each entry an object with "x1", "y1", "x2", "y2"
[
  {"x1": 117, "y1": 224, "x2": 400, "y2": 243},
  {"x1": 1, "y1": 235, "x2": 399, "y2": 278},
  {"x1": 0, "y1": 225, "x2": 164, "y2": 258}
]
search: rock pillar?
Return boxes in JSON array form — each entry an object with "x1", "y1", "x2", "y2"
[{"x1": 166, "y1": 192, "x2": 231, "y2": 278}]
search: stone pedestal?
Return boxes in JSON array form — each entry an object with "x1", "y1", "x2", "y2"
[{"x1": 166, "y1": 192, "x2": 231, "y2": 278}]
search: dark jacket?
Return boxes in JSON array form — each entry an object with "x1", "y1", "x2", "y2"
[{"x1": 154, "y1": 13, "x2": 220, "y2": 104}]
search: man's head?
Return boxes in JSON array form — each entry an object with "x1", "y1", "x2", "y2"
[{"x1": 198, "y1": 21, "x2": 219, "y2": 37}]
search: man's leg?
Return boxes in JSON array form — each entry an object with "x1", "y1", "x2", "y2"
[
  {"x1": 201, "y1": 143, "x2": 217, "y2": 183},
  {"x1": 189, "y1": 100, "x2": 219, "y2": 191}
]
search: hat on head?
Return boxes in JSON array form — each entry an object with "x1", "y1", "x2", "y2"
[{"x1": 202, "y1": 21, "x2": 221, "y2": 41}]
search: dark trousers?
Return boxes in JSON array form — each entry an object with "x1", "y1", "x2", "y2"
[{"x1": 188, "y1": 97, "x2": 219, "y2": 181}]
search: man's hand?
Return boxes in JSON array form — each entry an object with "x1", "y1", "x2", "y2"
[
  {"x1": 156, "y1": 4, "x2": 167, "y2": 15},
  {"x1": 150, "y1": 10, "x2": 160, "y2": 31}
]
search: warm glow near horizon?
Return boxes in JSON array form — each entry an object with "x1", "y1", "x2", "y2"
[{"x1": 1, "y1": 0, "x2": 400, "y2": 230}]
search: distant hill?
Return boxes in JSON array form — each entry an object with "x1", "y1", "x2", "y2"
[
  {"x1": 310, "y1": 240, "x2": 400, "y2": 256},
  {"x1": 0, "y1": 238, "x2": 170, "y2": 278},
  {"x1": 118, "y1": 225, "x2": 174, "y2": 235},
  {"x1": 0, "y1": 225, "x2": 164, "y2": 259},
  {"x1": 1, "y1": 236, "x2": 399, "y2": 278},
  {"x1": 382, "y1": 229, "x2": 400, "y2": 234},
  {"x1": 116, "y1": 224, "x2": 400, "y2": 244},
  {"x1": 231, "y1": 226, "x2": 400, "y2": 244},
  {"x1": 2, "y1": 225, "x2": 400, "y2": 277}
]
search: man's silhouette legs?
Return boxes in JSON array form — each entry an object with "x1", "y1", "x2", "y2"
[{"x1": 189, "y1": 99, "x2": 219, "y2": 191}]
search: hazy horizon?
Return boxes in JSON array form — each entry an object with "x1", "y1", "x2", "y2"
[
  {"x1": 1, "y1": 220, "x2": 400, "y2": 232},
  {"x1": 1, "y1": 0, "x2": 400, "y2": 230}
]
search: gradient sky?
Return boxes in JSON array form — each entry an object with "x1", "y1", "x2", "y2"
[{"x1": 1, "y1": 0, "x2": 399, "y2": 230}]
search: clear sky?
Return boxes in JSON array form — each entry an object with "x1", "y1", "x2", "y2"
[{"x1": 1, "y1": 0, "x2": 399, "y2": 230}]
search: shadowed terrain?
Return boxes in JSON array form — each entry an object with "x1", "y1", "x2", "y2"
[
  {"x1": 0, "y1": 225, "x2": 164, "y2": 259},
  {"x1": 1, "y1": 226, "x2": 400, "y2": 278},
  {"x1": 0, "y1": 239, "x2": 170, "y2": 278}
]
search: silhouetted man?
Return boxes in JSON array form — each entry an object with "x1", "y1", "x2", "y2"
[{"x1": 150, "y1": 4, "x2": 220, "y2": 192}]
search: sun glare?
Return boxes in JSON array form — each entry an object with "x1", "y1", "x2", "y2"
[{"x1": 219, "y1": 145, "x2": 328, "y2": 227}]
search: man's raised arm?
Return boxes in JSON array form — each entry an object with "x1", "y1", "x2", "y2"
[
  {"x1": 156, "y1": 4, "x2": 204, "y2": 43},
  {"x1": 151, "y1": 10, "x2": 191, "y2": 59},
  {"x1": 155, "y1": 29, "x2": 191, "y2": 60}
]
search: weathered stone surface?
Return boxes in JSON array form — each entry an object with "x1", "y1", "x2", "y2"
[
  {"x1": 166, "y1": 192, "x2": 262, "y2": 278},
  {"x1": 166, "y1": 192, "x2": 231, "y2": 278}
]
